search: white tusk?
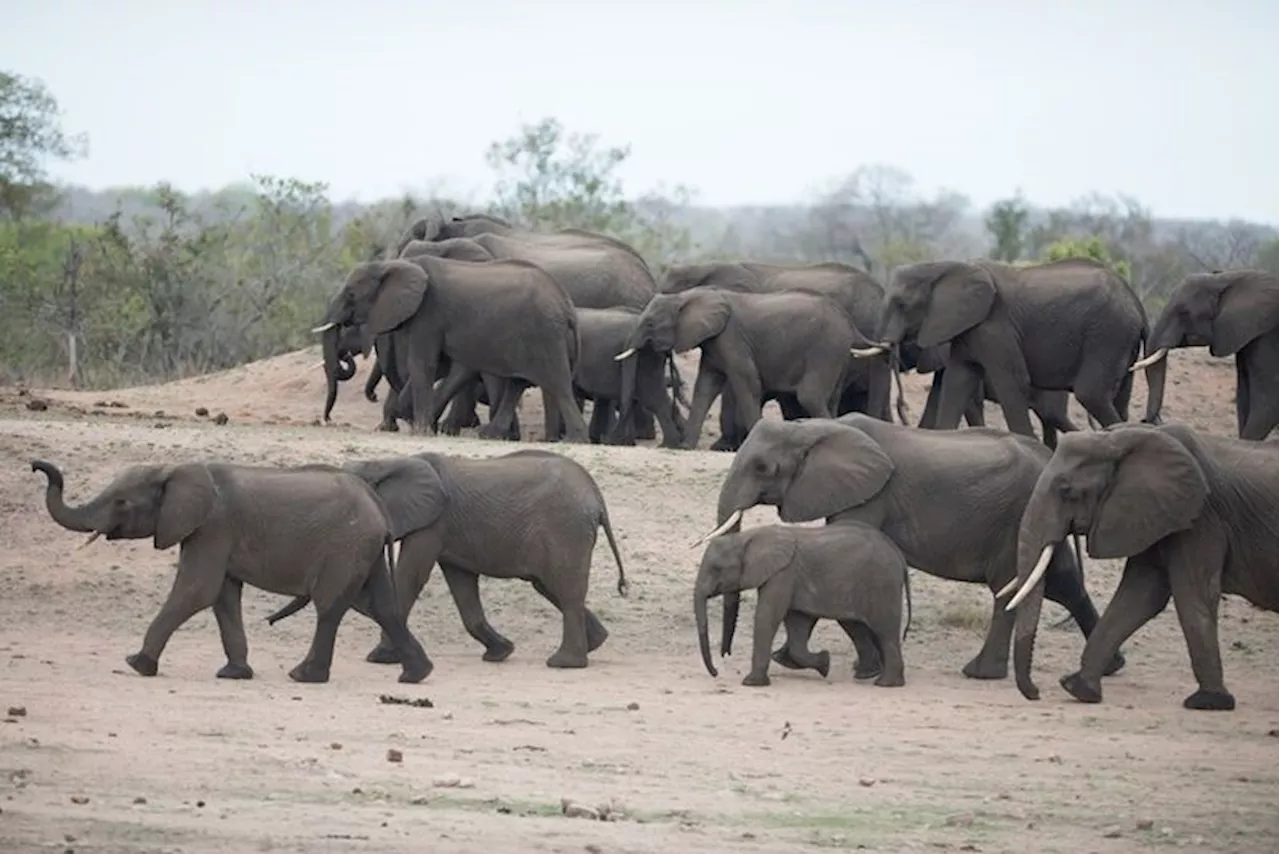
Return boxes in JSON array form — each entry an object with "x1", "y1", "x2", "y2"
[
  {"x1": 614, "y1": 348, "x2": 638, "y2": 362},
  {"x1": 311, "y1": 322, "x2": 337, "y2": 334},
  {"x1": 1005, "y1": 544, "x2": 1057, "y2": 611},
  {"x1": 690, "y1": 509, "x2": 744, "y2": 549},
  {"x1": 1129, "y1": 348, "x2": 1168, "y2": 373},
  {"x1": 850, "y1": 345, "x2": 888, "y2": 358},
  {"x1": 77, "y1": 531, "x2": 102, "y2": 550},
  {"x1": 994, "y1": 576, "x2": 1020, "y2": 599}
]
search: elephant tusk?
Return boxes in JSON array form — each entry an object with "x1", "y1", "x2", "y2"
[
  {"x1": 1129, "y1": 348, "x2": 1168, "y2": 372},
  {"x1": 614, "y1": 347, "x2": 638, "y2": 362},
  {"x1": 994, "y1": 576, "x2": 1020, "y2": 599},
  {"x1": 311, "y1": 322, "x2": 337, "y2": 334},
  {"x1": 850, "y1": 345, "x2": 888, "y2": 358},
  {"x1": 1005, "y1": 544, "x2": 1057, "y2": 611},
  {"x1": 77, "y1": 531, "x2": 102, "y2": 550},
  {"x1": 690, "y1": 509, "x2": 744, "y2": 548}
]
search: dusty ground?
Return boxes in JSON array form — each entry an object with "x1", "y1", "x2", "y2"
[{"x1": 0, "y1": 346, "x2": 1275, "y2": 854}]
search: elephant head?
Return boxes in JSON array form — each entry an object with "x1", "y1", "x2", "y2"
[
  {"x1": 320, "y1": 323, "x2": 374, "y2": 422},
  {"x1": 31, "y1": 460, "x2": 217, "y2": 551},
  {"x1": 393, "y1": 213, "x2": 445, "y2": 256},
  {"x1": 1136, "y1": 270, "x2": 1279, "y2": 422},
  {"x1": 614, "y1": 291, "x2": 731, "y2": 362},
  {"x1": 693, "y1": 528, "x2": 797, "y2": 677},
  {"x1": 1003, "y1": 424, "x2": 1209, "y2": 700},
  {"x1": 872, "y1": 261, "x2": 997, "y2": 352},
  {"x1": 692, "y1": 419, "x2": 894, "y2": 657},
  {"x1": 312, "y1": 260, "x2": 429, "y2": 342}
]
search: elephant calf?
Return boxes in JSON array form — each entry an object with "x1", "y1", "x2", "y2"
[
  {"x1": 694, "y1": 523, "x2": 909, "y2": 688},
  {"x1": 30, "y1": 459, "x2": 431, "y2": 685}
]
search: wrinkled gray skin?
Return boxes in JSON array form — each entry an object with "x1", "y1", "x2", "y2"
[
  {"x1": 708, "y1": 415, "x2": 1126, "y2": 682},
  {"x1": 868, "y1": 258, "x2": 1150, "y2": 440},
  {"x1": 315, "y1": 257, "x2": 588, "y2": 442},
  {"x1": 620, "y1": 289, "x2": 860, "y2": 450},
  {"x1": 30, "y1": 459, "x2": 430, "y2": 685},
  {"x1": 568, "y1": 306, "x2": 686, "y2": 447},
  {"x1": 1005, "y1": 423, "x2": 1279, "y2": 711},
  {"x1": 401, "y1": 213, "x2": 663, "y2": 440},
  {"x1": 1139, "y1": 270, "x2": 1278, "y2": 440},
  {"x1": 695, "y1": 523, "x2": 909, "y2": 688},
  {"x1": 321, "y1": 322, "x2": 377, "y2": 423},
  {"x1": 266, "y1": 450, "x2": 629, "y2": 669},
  {"x1": 660, "y1": 261, "x2": 892, "y2": 448}
]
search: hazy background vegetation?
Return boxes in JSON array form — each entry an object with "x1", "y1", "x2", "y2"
[{"x1": 3, "y1": 70, "x2": 1277, "y2": 389}]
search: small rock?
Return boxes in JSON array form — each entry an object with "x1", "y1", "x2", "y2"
[
  {"x1": 195, "y1": 407, "x2": 209, "y2": 416},
  {"x1": 213, "y1": 412, "x2": 229, "y2": 425},
  {"x1": 1136, "y1": 819, "x2": 1154, "y2": 830},
  {"x1": 133, "y1": 796, "x2": 147, "y2": 804},
  {"x1": 410, "y1": 795, "x2": 429, "y2": 805},
  {"x1": 70, "y1": 795, "x2": 89, "y2": 805},
  {"x1": 1103, "y1": 826, "x2": 1123, "y2": 839},
  {"x1": 945, "y1": 813, "x2": 975, "y2": 828},
  {"x1": 561, "y1": 798, "x2": 600, "y2": 820},
  {"x1": 6, "y1": 707, "x2": 26, "y2": 717},
  {"x1": 1267, "y1": 728, "x2": 1277, "y2": 738},
  {"x1": 196, "y1": 800, "x2": 206, "y2": 808},
  {"x1": 330, "y1": 742, "x2": 343, "y2": 750},
  {"x1": 432, "y1": 774, "x2": 462, "y2": 788},
  {"x1": 25, "y1": 399, "x2": 48, "y2": 411},
  {"x1": 585, "y1": 846, "x2": 603, "y2": 854},
  {"x1": 858, "y1": 776, "x2": 876, "y2": 787},
  {"x1": 626, "y1": 701, "x2": 640, "y2": 711},
  {"x1": 386, "y1": 748, "x2": 403, "y2": 763}
]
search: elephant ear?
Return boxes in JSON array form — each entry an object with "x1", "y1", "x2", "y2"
[
  {"x1": 344, "y1": 457, "x2": 446, "y2": 539},
  {"x1": 780, "y1": 422, "x2": 895, "y2": 522},
  {"x1": 367, "y1": 261, "x2": 428, "y2": 337},
  {"x1": 917, "y1": 266, "x2": 996, "y2": 349},
  {"x1": 739, "y1": 529, "x2": 798, "y2": 590},
  {"x1": 1088, "y1": 427, "x2": 1209, "y2": 559},
  {"x1": 674, "y1": 293, "x2": 731, "y2": 352},
  {"x1": 155, "y1": 463, "x2": 216, "y2": 550},
  {"x1": 1210, "y1": 273, "x2": 1279, "y2": 357}
]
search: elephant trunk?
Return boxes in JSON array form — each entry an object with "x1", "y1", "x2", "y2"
[
  {"x1": 1140, "y1": 356, "x2": 1168, "y2": 425},
  {"x1": 1137, "y1": 315, "x2": 1179, "y2": 424},
  {"x1": 1005, "y1": 480, "x2": 1073, "y2": 702},
  {"x1": 618, "y1": 344, "x2": 640, "y2": 421},
  {"x1": 693, "y1": 584, "x2": 718, "y2": 678},
  {"x1": 31, "y1": 460, "x2": 106, "y2": 535},
  {"x1": 320, "y1": 326, "x2": 354, "y2": 423}
]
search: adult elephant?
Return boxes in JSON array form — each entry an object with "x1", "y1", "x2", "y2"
[
  {"x1": 617, "y1": 289, "x2": 862, "y2": 450},
  {"x1": 312, "y1": 256, "x2": 588, "y2": 442},
  {"x1": 1134, "y1": 269, "x2": 1278, "y2": 440},
  {"x1": 399, "y1": 212, "x2": 653, "y2": 269},
  {"x1": 695, "y1": 414, "x2": 1124, "y2": 683},
  {"x1": 1002, "y1": 422, "x2": 1278, "y2": 710},
  {"x1": 858, "y1": 258, "x2": 1149, "y2": 442},
  {"x1": 267, "y1": 450, "x2": 630, "y2": 669},
  {"x1": 660, "y1": 261, "x2": 891, "y2": 449}
]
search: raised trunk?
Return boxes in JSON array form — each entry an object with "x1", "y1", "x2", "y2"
[
  {"x1": 693, "y1": 587, "x2": 718, "y2": 677},
  {"x1": 1009, "y1": 483, "x2": 1072, "y2": 701},
  {"x1": 31, "y1": 461, "x2": 104, "y2": 534}
]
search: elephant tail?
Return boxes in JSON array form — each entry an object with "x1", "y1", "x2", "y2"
[
  {"x1": 265, "y1": 594, "x2": 311, "y2": 625},
  {"x1": 901, "y1": 564, "x2": 913, "y2": 640},
  {"x1": 598, "y1": 504, "x2": 629, "y2": 598}
]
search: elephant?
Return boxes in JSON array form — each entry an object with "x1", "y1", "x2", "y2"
[
  {"x1": 265, "y1": 450, "x2": 629, "y2": 669},
  {"x1": 659, "y1": 260, "x2": 892, "y2": 449},
  {"x1": 1135, "y1": 269, "x2": 1278, "y2": 440},
  {"x1": 694, "y1": 522, "x2": 909, "y2": 688},
  {"x1": 859, "y1": 258, "x2": 1150, "y2": 442},
  {"x1": 1001, "y1": 422, "x2": 1279, "y2": 711},
  {"x1": 569, "y1": 306, "x2": 686, "y2": 447},
  {"x1": 312, "y1": 256, "x2": 588, "y2": 442},
  {"x1": 29, "y1": 459, "x2": 431, "y2": 685},
  {"x1": 617, "y1": 288, "x2": 862, "y2": 450},
  {"x1": 400, "y1": 236, "x2": 496, "y2": 263},
  {"x1": 696, "y1": 414, "x2": 1126, "y2": 683}
]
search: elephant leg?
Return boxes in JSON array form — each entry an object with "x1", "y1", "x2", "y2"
[
  {"x1": 479, "y1": 378, "x2": 522, "y2": 440},
  {"x1": 841, "y1": 619, "x2": 885, "y2": 680},
  {"x1": 212, "y1": 577, "x2": 253, "y2": 680},
  {"x1": 589, "y1": 396, "x2": 615, "y2": 445},
  {"x1": 1042, "y1": 552, "x2": 1126, "y2": 677},
  {"x1": 1240, "y1": 342, "x2": 1278, "y2": 440},
  {"x1": 962, "y1": 594, "x2": 1016, "y2": 680},
  {"x1": 429, "y1": 363, "x2": 481, "y2": 432},
  {"x1": 743, "y1": 581, "x2": 789, "y2": 687},
  {"x1": 636, "y1": 379, "x2": 684, "y2": 449},
  {"x1": 726, "y1": 370, "x2": 765, "y2": 441},
  {"x1": 916, "y1": 373, "x2": 943, "y2": 428},
  {"x1": 933, "y1": 361, "x2": 985, "y2": 431},
  {"x1": 367, "y1": 532, "x2": 441, "y2": 664},
  {"x1": 1071, "y1": 362, "x2": 1124, "y2": 428},
  {"x1": 1164, "y1": 537, "x2": 1235, "y2": 710},
  {"x1": 440, "y1": 563, "x2": 516, "y2": 662},
  {"x1": 529, "y1": 577, "x2": 590, "y2": 668},
  {"x1": 289, "y1": 594, "x2": 356, "y2": 684},
  {"x1": 711, "y1": 385, "x2": 742, "y2": 452},
  {"x1": 963, "y1": 383, "x2": 986, "y2": 427},
  {"x1": 364, "y1": 566, "x2": 432, "y2": 683},
  {"x1": 794, "y1": 378, "x2": 836, "y2": 420},
  {"x1": 1061, "y1": 554, "x2": 1171, "y2": 704},
  {"x1": 129, "y1": 549, "x2": 229, "y2": 677},
  {"x1": 543, "y1": 373, "x2": 589, "y2": 444},
  {"x1": 779, "y1": 611, "x2": 830, "y2": 677},
  {"x1": 377, "y1": 388, "x2": 402, "y2": 432},
  {"x1": 632, "y1": 407, "x2": 657, "y2": 441},
  {"x1": 776, "y1": 393, "x2": 808, "y2": 420},
  {"x1": 982, "y1": 368, "x2": 1037, "y2": 439},
  {"x1": 441, "y1": 380, "x2": 480, "y2": 435},
  {"x1": 364, "y1": 361, "x2": 383, "y2": 402},
  {"x1": 681, "y1": 361, "x2": 727, "y2": 450},
  {"x1": 407, "y1": 349, "x2": 442, "y2": 436},
  {"x1": 859, "y1": 617, "x2": 904, "y2": 687}
]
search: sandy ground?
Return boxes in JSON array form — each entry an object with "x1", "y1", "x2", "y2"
[{"x1": 0, "y1": 346, "x2": 1275, "y2": 854}]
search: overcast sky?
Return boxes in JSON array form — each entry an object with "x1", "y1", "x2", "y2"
[{"x1": 6, "y1": 0, "x2": 1278, "y2": 223}]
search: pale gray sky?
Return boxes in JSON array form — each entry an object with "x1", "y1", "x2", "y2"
[{"x1": 6, "y1": 0, "x2": 1278, "y2": 223}]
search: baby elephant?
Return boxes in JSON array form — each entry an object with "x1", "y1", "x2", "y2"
[{"x1": 694, "y1": 522, "x2": 909, "y2": 688}]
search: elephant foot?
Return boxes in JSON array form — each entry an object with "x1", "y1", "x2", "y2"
[
  {"x1": 709, "y1": 437, "x2": 737, "y2": 453},
  {"x1": 1102, "y1": 651, "x2": 1126, "y2": 677},
  {"x1": 586, "y1": 620, "x2": 609, "y2": 653},
  {"x1": 771, "y1": 646, "x2": 805, "y2": 671},
  {"x1": 376, "y1": 422, "x2": 399, "y2": 433},
  {"x1": 482, "y1": 640, "x2": 516, "y2": 663},
  {"x1": 365, "y1": 644, "x2": 402, "y2": 665},
  {"x1": 216, "y1": 662, "x2": 254, "y2": 680},
  {"x1": 1016, "y1": 674, "x2": 1041, "y2": 701},
  {"x1": 961, "y1": 656, "x2": 1009, "y2": 680},
  {"x1": 1183, "y1": 688, "x2": 1236, "y2": 711},
  {"x1": 398, "y1": 655, "x2": 433, "y2": 685},
  {"x1": 875, "y1": 671, "x2": 905, "y2": 688},
  {"x1": 477, "y1": 424, "x2": 508, "y2": 441},
  {"x1": 811, "y1": 649, "x2": 831, "y2": 678},
  {"x1": 853, "y1": 658, "x2": 883, "y2": 681},
  {"x1": 741, "y1": 671, "x2": 771, "y2": 687},
  {"x1": 1059, "y1": 671, "x2": 1102, "y2": 704},
  {"x1": 440, "y1": 422, "x2": 462, "y2": 437},
  {"x1": 126, "y1": 652, "x2": 159, "y2": 677},
  {"x1": 659, "y1": 438, "x2": 683, "y2": 450},
  {"x1": 288, "y1": 661, "x2": 331, "y2": 683},
  {"x1": 546, "y1": 648, "x2": 588, "y2": 669}
]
